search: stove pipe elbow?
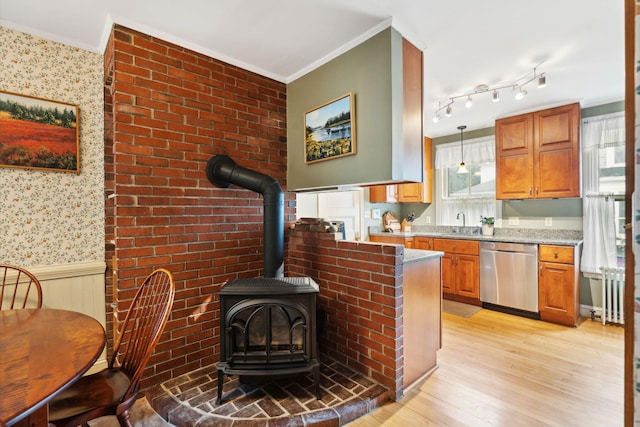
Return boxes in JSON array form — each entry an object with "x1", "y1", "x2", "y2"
[{"x1": 206, "y1": 155, "x2": 284, "y2": 278}]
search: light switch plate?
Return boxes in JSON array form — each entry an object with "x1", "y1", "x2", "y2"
[
  {"x1": 545, "y1": 217, "x2": 552, "y2": 226},
  {"x1": 371, "y1": 209, "x2": 381, "y2": 219}
]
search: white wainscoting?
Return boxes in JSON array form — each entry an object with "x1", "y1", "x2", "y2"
[{"x1": 29, "y1": 261, "x2": 108, "y2": 372}]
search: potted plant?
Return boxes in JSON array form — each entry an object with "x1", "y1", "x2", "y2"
[{"x1": 480, "y1": 216, "x2": 495, "y2": 236}]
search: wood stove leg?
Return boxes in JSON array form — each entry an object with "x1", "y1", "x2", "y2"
[
  {"x1": 313, "y1": 364, "x2": 321, "y2": 400},
  {"x1": 216, "y1": 369, "x2": 224, "y2": 405}
]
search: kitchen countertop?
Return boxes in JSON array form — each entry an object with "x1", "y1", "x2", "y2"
[
  {"x1": 370, "y1": 226, "x2": 583, "y2": 247},
  {"x1": 403, "y1": 248, "x2": 444, "y2": 264}
]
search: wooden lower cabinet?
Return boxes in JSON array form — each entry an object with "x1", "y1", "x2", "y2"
[
  {"x1": 403, "y1": 256, "x2": 442, "y2": 388},
  {"x1": 538, "y1": 245, "x2": 580, "y2": 326},
  {"x1": 414, "y1": 237, "x2": 433, "y2": 250},
  {"x1": 369, "y1": 234, "x2": 413, "y2": 248},
  {"x1": 434, "y1": 239, "x2": 480, "y2": 305}
]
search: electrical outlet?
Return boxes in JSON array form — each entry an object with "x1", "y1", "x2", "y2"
[
  {"x1": 425, "y1": 216, "x2": 431, "y2": 224},
  {"x1": 545, "y1": 217, "x2": 552, "y2": 226},
  {"x1": 364, "y1": 210, "x2": 371, "y2": 219},
  {"x1": 508, "y1": 217, "x2": 519, "y2": 226}
]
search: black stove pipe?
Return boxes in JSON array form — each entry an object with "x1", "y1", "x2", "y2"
[{"x1": 206, "y1": 155, "x2": 284, "y2": 278}]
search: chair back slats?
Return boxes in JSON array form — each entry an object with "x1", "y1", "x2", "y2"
[
  {"x1": 0, "y1": 264, "x2": 43, "y2": 310},
  {"x1": 109, "y1": 268, "x2": 175, "y2": 398}
]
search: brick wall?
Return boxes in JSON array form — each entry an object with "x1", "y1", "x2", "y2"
[
  {"x1": 285, "y1": 229, "x2": 405, "y2": 400},
  {"x1": 105, "y1": 25, "x2": 291, "y2": 389}
]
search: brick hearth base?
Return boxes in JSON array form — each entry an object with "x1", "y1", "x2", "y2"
[{"x1": 146, "y1": 356, "x2": 389, "y2": 426}]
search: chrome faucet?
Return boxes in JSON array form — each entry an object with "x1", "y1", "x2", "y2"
[{"x1": 456, "y1": 212, "x2": 466, "y2": 227}]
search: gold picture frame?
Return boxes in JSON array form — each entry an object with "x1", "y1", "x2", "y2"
[
  {"x1": 304, "y1": 92, "x2": 355, "y2": 164},
  {"x1": 0, "y1": 90, "x2": 80, "y2": 173}
]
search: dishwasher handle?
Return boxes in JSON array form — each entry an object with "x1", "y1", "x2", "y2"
[{"x1": 480, "y1": 241, "x2": 538, "y2": 254}]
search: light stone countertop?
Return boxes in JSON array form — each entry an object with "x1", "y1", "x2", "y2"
[
  {"x1": 370, "y1": 226, "x2": 583, "y2": 247},
  {"x1": 403, "y1": 248, "x2": 444, "y2": 264}
]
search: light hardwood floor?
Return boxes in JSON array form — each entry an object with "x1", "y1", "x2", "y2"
[{"x1": 348, "y1": 308, "x2": 624, "y2": 426}]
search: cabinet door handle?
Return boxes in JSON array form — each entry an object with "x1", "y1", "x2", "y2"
[
  {"x1": 553, "y1": 251, "x2": 559, "y2": 259},
  {"x1": 536, "y1": 187, "x2": 539, "y2": 195},
  {"x1": 529, "y1": 187, "x2": 532, "y2": 195},
  {"x1": 539, "y1": 265, "x2": 544, "y2": 276}
]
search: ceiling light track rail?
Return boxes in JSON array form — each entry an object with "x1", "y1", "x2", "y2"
[{"x1": 433, "y1": 66, "x2": 546, "y2": 123}]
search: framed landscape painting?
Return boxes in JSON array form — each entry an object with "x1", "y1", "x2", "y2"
[
  {"x1": 304, "y1": 92, "x2": 356, "y2": 164},
  {"x1": 0, "y1": 90, "x2": 79, "y2": 173}
]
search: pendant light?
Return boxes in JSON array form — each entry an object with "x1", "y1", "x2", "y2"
[{"x1": 457, "y1": 125, "x2": 468, "y2": 174}]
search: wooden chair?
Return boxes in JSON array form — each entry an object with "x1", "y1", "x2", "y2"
[
  {"x1": 0, "y1": 264, "x2": 43, "y2": 310},
  {"x1": 48, "y1": 268, "x2": 175, "y2": 427}
]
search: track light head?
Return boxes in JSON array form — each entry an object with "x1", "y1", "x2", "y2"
[
  {"x1": 465, "y1": 96, "x2": 472, "y2": 108},
  {"x1": 538, "y1": 74, "x2": 546, "y2": 88},
  {"x1": 445, "y1": 105, "x2": 452, "y2": 117},
  {"x1": 514, "y1": 88, "x2": 527, "y2": 100},
  {"x1": 492, "y1": 90, "x2": 500, "y2": 102}
]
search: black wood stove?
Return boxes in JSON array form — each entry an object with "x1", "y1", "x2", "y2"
[
  {"x1": 217, "y1": 276, "x2": 320, "y2": 404},
  {"x1": 206, "y1": 155, "x2": 321, "y2": 404}
]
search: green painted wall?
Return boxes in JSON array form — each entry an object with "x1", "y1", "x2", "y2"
[{"x1": 287, "y1": 27, "x2": 422, "y2": 191}]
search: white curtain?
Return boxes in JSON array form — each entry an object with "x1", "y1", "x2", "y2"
[
  {"x1": 580, "y1": 112, "x2": 625, "y2": 274},
  {"x1": 435, "y1": 135, "x2": 495, "y2": 169}
]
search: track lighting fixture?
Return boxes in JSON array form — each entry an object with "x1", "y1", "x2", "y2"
[{"x1": 433, "y1": 66, "x2": 547, "y2": 123}]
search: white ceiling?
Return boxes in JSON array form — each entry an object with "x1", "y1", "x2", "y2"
[{"x1": 0, "y1": 0, "x2": 625, "y2": 138}]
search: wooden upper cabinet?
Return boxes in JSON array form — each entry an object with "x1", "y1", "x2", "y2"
[
  {"x1": 369, "y1": 184, "x2": 398, "y2": 203},
  {"x1": 398, "y1": 137, "x2": 433, "y2": 203},
  {"x1": 495, "y1": 113, "x2": 535, "y2": 199},
  {"x1": 496, "y1": 103, "x2": 580, "y2": 200},
  {"x1": 534, "y1": 104, "x2": 581, "y2": 198}
]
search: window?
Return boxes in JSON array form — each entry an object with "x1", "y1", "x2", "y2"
[
  {"x1": 445, "y1": 163, "x2": 496, "y2": 199},
  {"x1": 435, "y1": 136, "x2": 496, "y2": 226}
]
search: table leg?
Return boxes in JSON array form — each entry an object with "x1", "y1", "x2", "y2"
[{"x1": 10, "y1": 405, "x2": 48, "y2": 427}]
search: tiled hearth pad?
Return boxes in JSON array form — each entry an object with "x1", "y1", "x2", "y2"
[{"x1": 148, "y1": 357, "x2": 389, "y2": 426}]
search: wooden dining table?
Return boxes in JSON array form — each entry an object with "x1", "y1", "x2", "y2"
[{"x1": 0, "y1": 308, "x2": 106, "y2": 427}]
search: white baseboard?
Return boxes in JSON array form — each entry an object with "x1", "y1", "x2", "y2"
[{"x1": 580, "y1": 304, "x2": 602, "y2": 320}]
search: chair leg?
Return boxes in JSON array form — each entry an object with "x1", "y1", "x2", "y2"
[{"x1": 116, "y1": 410, "x2": 133, "y2": 427}]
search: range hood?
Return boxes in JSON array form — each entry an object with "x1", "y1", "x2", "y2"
[{"x1": 286, "y1": 26, "x2": 423, "y2": 192}]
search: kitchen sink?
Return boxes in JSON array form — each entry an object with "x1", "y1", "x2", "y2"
[{"x1": 450, "y1": 227, "x2": 481, "y2": 235}]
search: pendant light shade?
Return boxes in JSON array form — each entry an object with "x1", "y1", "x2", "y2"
[{"x1": 457, "y1": 125, "x2": 468, "y2": 174}]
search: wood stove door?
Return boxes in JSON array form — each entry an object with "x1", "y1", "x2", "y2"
[{"x1": 224, "y1": 298, "x2": 313, "y2": 366}]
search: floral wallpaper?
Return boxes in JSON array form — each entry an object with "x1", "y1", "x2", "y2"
[{"x1": 0, "y1": 26, "x2": 104, "y2": 267}]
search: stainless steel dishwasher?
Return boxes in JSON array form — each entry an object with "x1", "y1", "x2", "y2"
[{"x1": 479, "y1": 241, "x2": 539, "y2": 313}]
